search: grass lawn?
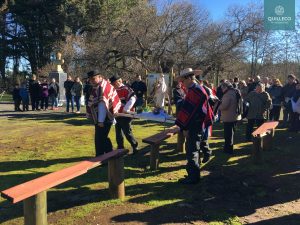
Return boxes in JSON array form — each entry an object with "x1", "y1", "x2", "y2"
[
  {"x1": 0, "y1": 112, "x2": 300, "y2": 225},
  {"x1": 0, "y1": 93, "x2": 12, "y2": 102}
]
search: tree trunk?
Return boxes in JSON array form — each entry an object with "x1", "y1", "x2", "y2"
[{"x1": 0, "y1": 13, "x2": 7, "y2": 81}]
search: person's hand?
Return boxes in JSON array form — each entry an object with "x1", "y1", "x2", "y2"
[{"x1": 97, "y1": 122, "x2": 104, "y2": 127}]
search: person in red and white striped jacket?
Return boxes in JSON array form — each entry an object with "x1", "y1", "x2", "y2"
[
  {"x1": 86, "y1": 70, "x2": 121, "y2": 156},
  {"x1": 110, "y1": 75, "x2": 139, "y2": 154}
]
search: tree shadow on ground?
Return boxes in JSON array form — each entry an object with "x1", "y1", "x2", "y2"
[
  {"x1": 1, "y1": 111, "x2": 174, "y2": 128},
  {"x1": 0, "y1": 157, "x2": 89, "y2": 173},
  {"x1": 1, "y1": 122, "x2": 300, "y2": 224},
  {"x1": 112, "y1": 124, "x2": 300, "y2": 224},
  {"x1": 247, "y1": 214, "x2": 300, "y2": 225}
]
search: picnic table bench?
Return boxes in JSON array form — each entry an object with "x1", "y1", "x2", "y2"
[
  {"x1": 142, "y1": 125, "x2": 184, "y2": 170},
  {"x1": 252, "y1": 121, "x2": 279, "y2": 163},
  {"x1": 1, "y1": 149, "x2": 128, "y2": 225}
]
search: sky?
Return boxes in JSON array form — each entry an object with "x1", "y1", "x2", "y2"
[
  {"x1": 156, "y1": 0, "x2": 300, "y2": 21},
  {"x1": 195, "y1": 0, "x2": 300, "y2": 21}
]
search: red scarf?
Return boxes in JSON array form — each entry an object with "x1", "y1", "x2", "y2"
[{"x1": 116, "y1": 84, "x2": 135, "y2": 113}]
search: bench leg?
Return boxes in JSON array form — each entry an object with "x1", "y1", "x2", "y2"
[
  {"x1": 23, "y1": 191, "x2": 47, "y2": 225},
  {"x1": 177, "y1": 131, "x2": 185, "y2": 153},
  {"x1": 108, "y1": 156, "x2": 125, "y2": 200},
  {"x1": 263, "y1": 130, "x2": 274, "y2": 151},
  {"x1": 150, "y1": 144, "x2": 159, "y2": 170},
  {"x1": 252, "y1": 137, "x2": 263, "y2": 164}
]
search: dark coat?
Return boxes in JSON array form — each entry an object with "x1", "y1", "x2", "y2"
[
  {"x1": 267, "y1": 85, "x2": 283, "y2": 106},
  {"x1": 49, "y1": 82, "x2": 59, "y2": 97},
  {"x1": 131, "y1": 81, "x2": 147, "y2": 98},
  {"x1": 64, "y1": 80, "x2": 74, "y2": 96}
]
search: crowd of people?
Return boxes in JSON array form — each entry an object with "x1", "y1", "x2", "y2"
[
  {"x1": 12, "y1": 74, "x2": 85, "y2": 113},
  {"x1": 172, "y1": 70, "x2": 300, "y2": 184},
  {"x1": 225, "y1": 74, "x2": 300, "y2": 133},
  {"x1": 12, "y1": 75, "x2": 60, "y2": 112},
  {"x1": 201, "y1": 74, "x2": 300, "y2": 156},
  {"x1": 10, "y1": 69, "x2": 300, "y2": 185}
]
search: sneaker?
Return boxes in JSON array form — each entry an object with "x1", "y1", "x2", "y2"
[
  {"x1": 178, "y1": 177, "x2": 200, "y2": 185},
  {"x1": 75, "y1": 111, "x2": 81, "y2": 114}
]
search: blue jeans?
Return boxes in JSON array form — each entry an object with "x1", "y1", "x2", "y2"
[
  {"x1": 74, "y1": 96, "x2": 81, "y2": 112},
  {"x1": 66, "y1": 95, "x2": 74, "y2": 112},
  {"x1": 50, "y1": 95, "x2": 58, "y2": 108}
]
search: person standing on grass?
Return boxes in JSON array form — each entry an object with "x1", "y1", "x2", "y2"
[
  {"x1": 71, "y1": 76, "x2": 83, "y2": 114},
  {"x1": 40, "y1": 79, "x2": 49, "y2": 110},
  {"x1": 267, "y1": 78, "x2": 283, "y2": 121},
  {"x1": 131, "y1": 75, "x2": 147, "y2": 111},
  {"x1": 110, "y1": 75, "x2": 139, "y2": 154},
  {"x1": 281, "y1": 74, "x2": 297, "y2": 127},
  {"x1": 86, "y1": 70, "x2": 121, "y2": 156},
  {"x1": 12, "y1": 83, "x2": 22, "y2": 111},
  {"x1": 175, "y1": 68, "x2": 214, "y2": 185},
  {"x1": 29, "y1": 74, "x2": 41, "y2": 111},
  {"x1": 199, "y1": 79, "x2": 219, "y2": 162},
  {"x1": 218, "y1": 81, "x2": 239, "y2": 154},
  {"x1": 244, "y1": 83, "x2": 272, "y2": 141},
  {"x1": 64, "y1": 75, "x2": 74, "y2": 113},
  {"x1": 83, "y1": 78, "x2": 93, "y2": 110},
  {"x1": 48, "y1": 78, "x2": 59, "y2": 110},
  {"x1": 19, "y1": 82, "x2": 29, "y2": 111}
]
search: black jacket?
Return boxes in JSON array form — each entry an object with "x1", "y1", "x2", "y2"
[{"x1": 64, "y1": 80, "x2": 74, "y2": 96}]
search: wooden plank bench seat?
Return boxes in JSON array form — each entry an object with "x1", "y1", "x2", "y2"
[
  {"x1": 1, "y1": 149, "x2": 128, "y2": 225},
  {"x1": 142, "y1": 125, "x2": 182, "y2": 170},
  {"x1": 251, "y1": 121, "x2": 279, "y2": 163}
]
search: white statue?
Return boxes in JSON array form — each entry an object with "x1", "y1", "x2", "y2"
[{"x1": 154, "y1": 73, "x2": 167, "y2": 110}]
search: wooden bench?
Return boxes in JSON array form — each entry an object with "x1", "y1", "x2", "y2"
[
  {"x1": 251, "y1": 121, "x2": 279, "y2": 163},
  {"x1": 142, "y1": 125, "x2": 183, "y2": 170},
  {"x1": 0, "y1": 149, "x2": 128, "y2": 225}
]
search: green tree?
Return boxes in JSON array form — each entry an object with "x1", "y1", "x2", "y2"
[{"x1": 7, "y1": 0, "x2": 66, "y2": 74}]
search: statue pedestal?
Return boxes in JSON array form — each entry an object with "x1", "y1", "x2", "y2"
[{"x1": 49, "y1": 71, "x2": 67, "y2": 106}]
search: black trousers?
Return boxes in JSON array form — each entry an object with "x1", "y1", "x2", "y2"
[
  {"x1": 31, "y1": 95, "x2": 40, "y2": 110},
  {"x1": 94, "y1": 122, "x2": 113, "y2": 156},
  {"x1": 185, "y1": 127, "x2": 204, "y2": 181},
  {"x1": 246, "y1": 119, "x2": 264, "y2": 140},
  {"x1": 289, "y1": 112, "x2": 300, "y2": 132},
  {"x1": 40, "y1": 97, "x2": 49, "y2": 109},
  {"x1": 223, "y1": 122, "x2": 236, "y2": 152},
  {"x1": 14, "y1": 99, "x2": 21, "y2": 111},
  {"x1": 115, "y1": 117, "x2": 138, "y2": 149},
  {"x1": 269, "y1": 105, "x2": 281, "y2": 121}
]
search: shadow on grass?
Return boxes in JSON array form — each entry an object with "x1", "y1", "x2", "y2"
[
  {"x1": 1, "y1": 122, "x2": 300, "y2": 224},
  {"x1": 1, "y1": 111, "x2": 175, "y2": 129},
  {"x1": 247, "y1": 214, "x2": 300, "y2": 225},
  {"x1": 0, "y1": 157, "x2": 89, "y2": 173}
]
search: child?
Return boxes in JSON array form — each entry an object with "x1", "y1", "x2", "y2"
[
  {"x1": 12, "y1": 84, "x2": 22, "y2": 111},
  {"x1": 19, "y1": 82, "x2": 29, "y2": 111}
]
